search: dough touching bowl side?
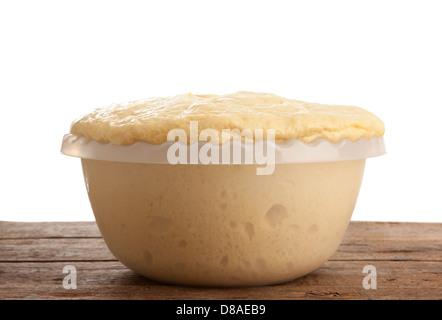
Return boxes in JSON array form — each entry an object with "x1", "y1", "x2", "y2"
[{"x1": 81, "y1": 159, "x2": 366, "y2": 287}]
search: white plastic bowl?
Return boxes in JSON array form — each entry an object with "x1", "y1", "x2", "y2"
[{"x1": 61, "y1": 134, "x2": 385, "y2": 287}]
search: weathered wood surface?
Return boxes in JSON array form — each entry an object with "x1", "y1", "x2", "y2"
[{"x1": 0, "y1": 221, "x2": 440, "y2": 300}]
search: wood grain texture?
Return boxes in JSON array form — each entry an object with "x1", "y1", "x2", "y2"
[{"x1": 0, "y1": 221, "x2": 441, "y2": 300}]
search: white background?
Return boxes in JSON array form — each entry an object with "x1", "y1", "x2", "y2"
[{"x1": 0, "y1": 0, "x2": 441, "y2": 222}]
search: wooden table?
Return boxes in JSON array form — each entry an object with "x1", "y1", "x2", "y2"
[{"x1": 0, "y1": 221, "x2": 440, "y2": 300}]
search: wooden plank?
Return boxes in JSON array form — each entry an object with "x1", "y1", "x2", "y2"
[
  {"x1": 0, "y1": 221, "x2": 442, "y2": 241},
  {"x1": 1, "y1": 221, "x2": 441, "y2": 240},
  {"x1": 0, "y1": 236, "x2": 439, "y2": 262},
  {"x1": 1, "y1": 222, "x2": 440, "y2": 262},
  {"x1": 333, "y1": 240, "x2": 441, "y2": 261},
  {"x1": 344, "y1": 221, "x2": 442, "y2": 241},
  {"x1": 0, "y1": 238, "x2": 114, "y2": 262},
  {"x1": 0, "y1": 260, "x2": 440, "y2": 300},
  {"x1": 336, "y1": 221, "x2": 442, "y2": 262},
  {"x1": 0, "y1": 221, "x2": 101, "y2": 239}
]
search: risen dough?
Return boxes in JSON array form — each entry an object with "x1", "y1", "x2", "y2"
[{"x1": 71, "y1": 91, "x2": 384, "y2": 145}]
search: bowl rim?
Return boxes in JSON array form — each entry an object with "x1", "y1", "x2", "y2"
[{"x1": 61, "y1": 133, "x2": 386, "y2": 164}]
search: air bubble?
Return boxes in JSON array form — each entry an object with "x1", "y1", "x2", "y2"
[
  {"x1": 149, "y1": 216, "x2": 172, "y2": 233},
  {"x1": 255, "y1": 258, "x2": 267, "y2": 272},
  {"x1": 265, "y1": 204, "x2": 288, "y2": 228},
  {"x1": 308, "y1": 224, "x2": 318, "y2": 234},
  {"x1": 177, "y1": 240, "x2": 187, "y2": 248},
  {"x1": 219, "y1": 255, "x2": 229, "y2": 268},
  {"x1": 243, "y1": 222, "x2": 254, "y2": 240}
]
